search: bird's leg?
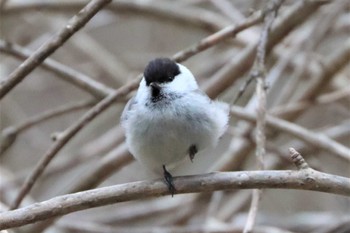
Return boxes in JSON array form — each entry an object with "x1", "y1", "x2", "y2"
[
  {"x1": 188, "y1": 144, "x2": 198, "y2": 162},
  {"x1": 163, "y1": 165, "x2": 176, "y2": 197}
]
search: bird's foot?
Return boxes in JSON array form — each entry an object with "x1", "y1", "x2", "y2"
[
  {"x1": 188, "y1": 144, "x2": 198, "y2": 162},
  {"x1": 163, "y1": 165, "x2": 176, "y2": 197}
]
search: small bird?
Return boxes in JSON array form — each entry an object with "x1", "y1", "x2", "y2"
[{"x1": 121, "y1": 58, "x2": 229, "y2": 195}]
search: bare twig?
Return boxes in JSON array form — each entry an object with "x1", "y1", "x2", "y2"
[
  {"x1": 288, "y1": 38, "x2": 350, "y2": 118},
  {"x1": 255, "y1": 0, "x2": 283, "y2": 168},
  {"x1": 271, "y1": 86, "x2": 350, "y2": 117},
  {"x1": 88, "y1": 196, "x2": 196, "y2": 224},
  {"x1": 58, "y1": 220, "x2": 296, "y2": 233},
  {"x1": 1, "y1": 167, "x2": 349, "y2": 229},
  {"x1": 244, "y1": 189, "x2": 262, "y2": 233},
  {"x1": 217, "y1": 191, "x2": 252, "y2": 221},
  {"x1": 173, "y1": 10, "x2": 264, "y2": 63},
  {"x1": 0, "y1": 40, "x2": 114, "y2": 98},
  {"x1": 0, "y1": 0, "x2": 112, "y2": 99},
  {"x1": 58, "y1": 220, "x2": 300, "y2": 233},
  {"x1": 2, "y1": 0, "x2": 230, "y2": 32},
  {"x1": 69, "y1": 144, "x2": 133, "y2": 193},
  {"x1": 244, "y1": 1, "x2": 283, "y2": 232},
  {"x1": 0, "y1": 99, "x2": 96, "y2": 155},
  {"x1": 71, "y1": 32, "x2": 130, "y2": 86},
  {"x1": 273, "y1": 2, "x2": 346, "y2": 107},
  {"x1": 230, "y1": 106, "x2": 350, "y2": 162},
  {"x1": 289, "y1": 148, "x2": 310, "y2": 170},
  {"x1": 44, "y1": 126, "x2": 126, "y2": 179}
]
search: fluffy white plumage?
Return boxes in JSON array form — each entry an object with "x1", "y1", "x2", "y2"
[{"x1": 121, "y1": 58, "x2": 229, "y2": 175}]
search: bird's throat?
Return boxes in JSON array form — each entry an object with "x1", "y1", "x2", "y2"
[
  {"x1": 151, "y1": 85, "x2": 160, "y2": 97},
  {"x1": 151, "y1": 86, "x2": 163, "y2": 102}
]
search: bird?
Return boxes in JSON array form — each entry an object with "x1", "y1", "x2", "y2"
[{"x1": 121, "y1": 58, "x2": 229, "y2": 196}]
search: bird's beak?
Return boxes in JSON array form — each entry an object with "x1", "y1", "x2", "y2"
[
  {"x1": 150, "y1": 82, "x2": 161, "y2": 98},
  {"x1": 150, "y1": 82, "x2": 161, "y2": 90}
]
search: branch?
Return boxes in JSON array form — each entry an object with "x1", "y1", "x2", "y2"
[
  {"x1": 230, "y1": 106, "x2": 350, "y2": 162},
  {"x1": 0, "y1": 40, "x2": 114, "y2": 98},
  {"x1": 57, "y1": 220, "x2": 294, "y2": 233},
  {"x1": 0, "y1": 0, "x2": 112, "y2": 99},
  {"x1": 173, "y1": 10, "x2": 264, "y2": 63},
  {"x1": 203, "y1": 0, "x2": 325, "y2": 98},
  {"x1": 254, "y1": 0, "x2": 283, "y2": 168},
  {"x1": 300, "y1": 30, "x2": 350, "y2": 101},
  {"x1": 0, "y1": 165, "x2": 349, "y2": 229},
  {"x1": 69, "y1": 144, "x2": 133, "y2": 193},
  {"x1": 289, "y1": 148, "x2": 310, "y2": 170},
  {"x1": 271, "y1": 86, "x2": 350, "y2": 117},
  {"x1": 2, "y1": 0, "x2": 230, "y2": 32},
  {"x1": 244, "y1": 1, "x2": 284, "y2": 232},
  {"x1": 0, "y1": 99, "x2": 96, "y2": 155},
  {"x1": 44, "y1": 126, "x2": 126, "y2": 180}
]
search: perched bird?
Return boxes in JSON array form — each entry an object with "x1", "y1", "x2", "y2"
[{"x1": 121, "y1": 58, "x2": 229, "y2": 195}]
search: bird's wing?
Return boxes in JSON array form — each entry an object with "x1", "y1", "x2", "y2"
[{"x1": 120, "y1": 96, "x2": 136, "y2": 124}]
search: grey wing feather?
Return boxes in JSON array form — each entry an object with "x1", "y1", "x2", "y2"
[{"x1": 121, "y1": 96, "x2": 136, "y2": 124}]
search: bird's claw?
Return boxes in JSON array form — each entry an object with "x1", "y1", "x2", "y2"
[{"x1": 163, "y1": 165, "x2": 176, "y2": 197}]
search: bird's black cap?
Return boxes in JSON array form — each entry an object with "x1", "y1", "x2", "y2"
[{"x1": 144, "y1": 58, "x2": 180, "y2": 86}]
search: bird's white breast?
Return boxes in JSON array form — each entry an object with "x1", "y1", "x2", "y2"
[{"x1": 124, "y1": 92, "x2": 226, "y2": 174}]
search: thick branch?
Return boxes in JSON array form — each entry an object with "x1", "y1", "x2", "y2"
[{"x1": 0, "y1": 169, "x2": 349, "y2": 230}]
